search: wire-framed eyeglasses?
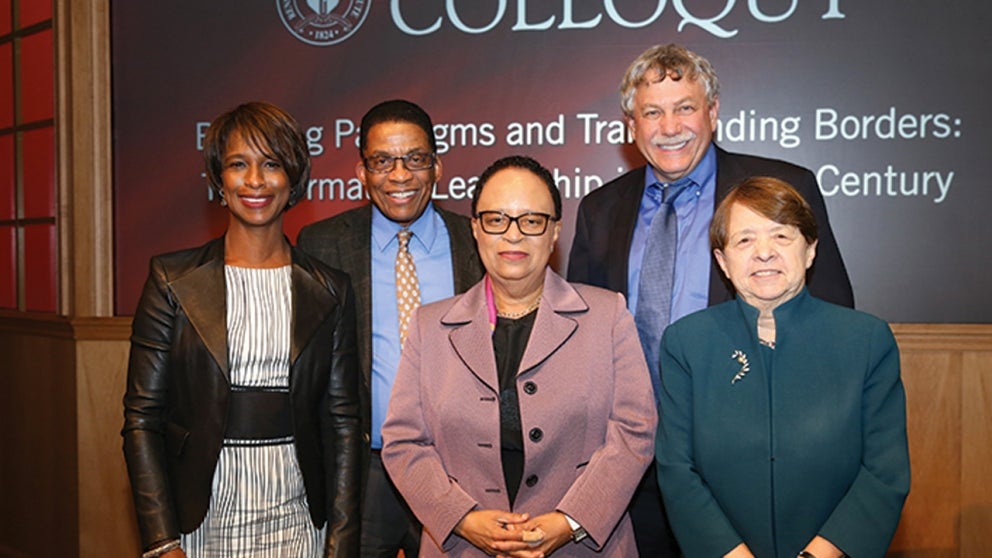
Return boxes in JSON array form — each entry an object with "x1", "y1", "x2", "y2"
[{"x1": 475, "y1": 211, "x2": 556, "y2": 236}]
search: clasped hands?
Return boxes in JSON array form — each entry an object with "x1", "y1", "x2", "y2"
[{"x1": 454, "y1": 509, "x2": 574, "y2": 558}]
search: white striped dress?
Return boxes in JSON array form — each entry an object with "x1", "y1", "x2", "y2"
[{"x1": 182, "y1": 265, "x2": 325, "y2": 557}]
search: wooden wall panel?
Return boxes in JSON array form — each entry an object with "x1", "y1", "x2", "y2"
[
  {"x1": 959, "y1": 352, "x2": 992, "y2": 557},
  {"x1": 56, "y1": 0, "x2": 113, "y2": 317},
  {"x1": 891, "y1": 352, "x2": 961, "y2": 556},
  {"x1": 0, "y1": 317, "x2": 78, "y2": 557},
  {"x1": 888, "y1": 324, "x2": 992, "y2": 557},
  {"x1": 74, "y1": 318, "x2": 139, "y2": 557}
]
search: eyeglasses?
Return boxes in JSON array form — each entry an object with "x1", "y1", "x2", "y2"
[
  {"x1": 476, "y1": 211, "x2": 556, "y2": 236},
  {"x1": 362, "y1": 152, "x2": 436, "y2": 173}
]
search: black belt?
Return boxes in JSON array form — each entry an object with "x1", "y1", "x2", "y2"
[{"x1": 225, "y1": 387, "x2": 293, "y2": 440}]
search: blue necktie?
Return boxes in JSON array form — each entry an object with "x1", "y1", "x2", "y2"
[{"x1": 635, "y1": 177, "x2": 692, "y2": 400}]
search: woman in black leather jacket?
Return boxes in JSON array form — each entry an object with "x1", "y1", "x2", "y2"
[{"x1": 122, "y1": 102, "x2": 361, "y2": 558}]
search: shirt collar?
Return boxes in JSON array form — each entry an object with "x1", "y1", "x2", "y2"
[{"x1": 371, "y1": 202, "x2": 439, "y2": 253}]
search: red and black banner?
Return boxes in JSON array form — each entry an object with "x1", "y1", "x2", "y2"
[{"x1": 112, "y1": 1, "x2": 990, "y2": 322}]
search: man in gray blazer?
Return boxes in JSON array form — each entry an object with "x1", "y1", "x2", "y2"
[
  {"x1": 298, "y1": 99, "x2": 484, "y2": 558},
  {"x1": 568, "y1": 44, "x2": 853, "y2": 558}
]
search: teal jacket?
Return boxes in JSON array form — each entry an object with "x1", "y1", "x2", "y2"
[{"x1": 657, "y1": 289, "x2": 909, "y2": 557}]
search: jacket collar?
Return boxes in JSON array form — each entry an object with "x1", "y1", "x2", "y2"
[
  {"x1": 442, "y1": 269, "x2": 587, "y2": 392},
  {"x1": 169, "y1": 238, "x2": 229, "y2": 376},
  {"x1": 167, "y1": 236, "x2": 336, "y2": 380},
  {"x1": 289, "y1": 247, "x2": 337, "y2": 365}
]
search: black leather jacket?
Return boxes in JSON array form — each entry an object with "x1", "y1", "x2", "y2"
[{"x1": 122, "y1": 237, "x2": 361, "y2": 556}]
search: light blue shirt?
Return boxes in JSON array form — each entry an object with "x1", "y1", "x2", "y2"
[
  {"x1": 627, "y1": 143, "x2": 717, "y2": 326},
  {"x1": 370, "y1": 203, "x2": 454, "y2": 449}
]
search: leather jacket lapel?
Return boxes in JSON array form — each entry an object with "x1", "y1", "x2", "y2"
[
  {"x1": 289, "y1": 259, "x2": 335, "y2": 365},
  {"x1": 170, "y1": 256, "x2": 229, "y2": 378}
]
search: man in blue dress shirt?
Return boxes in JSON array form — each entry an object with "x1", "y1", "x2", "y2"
[
  {"x1": 298, "y1": 100, "x2": 484, "y2": 558},
  {"x1": 567, "y1": 43, "x2": 854, "y2": 558}
]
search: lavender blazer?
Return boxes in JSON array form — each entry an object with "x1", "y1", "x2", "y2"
[{"x1": 381, "y1": 269, "x2": 657, "y2": 557}]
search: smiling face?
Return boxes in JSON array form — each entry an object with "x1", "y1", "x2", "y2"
[
  {"x1": 627, "y1": 70, "x2": 719, "y2": 184},
  {"x1": 357, "y1": 120, "x2": 440, "y2": 226},
  {"x1": 472, "y1": 167, "x2": 561, "y2": 291},
  {"x1": 714, "y1": 203, "x2": 817, "y2": 314},
  {"x1": 220, "y1": 129, "x2": 291, "y2": 232}
]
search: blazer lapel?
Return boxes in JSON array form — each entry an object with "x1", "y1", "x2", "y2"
[
  {"x1": 709, "y1": 147, "x2": 742, "y2": 305},
  {"x1": 169, "y1": 244, "x2": 229, "y2": 378},
  {"x1": 607, "y1": 168, "x2": 646, "y2": 295},
  {"x1": 290, "y1": 252, "x2": 336, "y2": 365},
  {"x1": 438, "y1": 207, "x2": 484, "y2": 293},
  {"x1": 443, "y1": 282, "x2": 499, "y2": 393},
  {"x1": 518, "y1": 270, "x2": 583, "y2": 375},
  {"x1": 714, "y1": 145, "x2": 743, "y2": 204},
  {"x1": 341, "y1": 207, "x2": 374, "y2": 386}
]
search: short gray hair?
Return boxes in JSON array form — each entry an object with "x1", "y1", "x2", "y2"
[{"x1": 620, "y1": 44, "x2": 720, "y2": 117}]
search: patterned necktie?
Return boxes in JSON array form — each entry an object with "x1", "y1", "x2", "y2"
[
  {"x1": 395, "y1": 229, "x2": 421, "y2": 348},
  {"x1": 635, "y1": 177, "x2": 692, "y2": 398}
]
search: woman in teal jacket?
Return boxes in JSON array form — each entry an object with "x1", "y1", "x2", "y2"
[{"x1": 657, "y1": 176, "x2": 909, "y2": 558}]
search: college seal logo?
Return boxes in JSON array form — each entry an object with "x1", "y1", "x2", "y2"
[{"x1": 277, "y1": 0, "x2": 371, "y2": 46}]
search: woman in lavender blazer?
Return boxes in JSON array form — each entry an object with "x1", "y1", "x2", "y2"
[{"x1": 381, "y1": 156, "x2": 657, "y2": 557}]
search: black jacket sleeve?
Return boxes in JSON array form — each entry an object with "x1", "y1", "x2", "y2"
[
  {"x1": 322, "y1": 276, "x2": 363, "y2": 557},
  {"x1": 121, "y1": 257, "x2": 181, "y2": 550}
]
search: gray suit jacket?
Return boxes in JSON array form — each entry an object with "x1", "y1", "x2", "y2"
[{"x1": 297, "y1": 203, "x2": 485, "y2": 449}]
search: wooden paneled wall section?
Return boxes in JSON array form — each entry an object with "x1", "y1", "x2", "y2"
[{"x1": 1, "y1": 317, "x2": 990, "y2": 557}]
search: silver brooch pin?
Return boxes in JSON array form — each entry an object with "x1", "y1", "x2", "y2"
[{"x1": 731, "y1": 350, "x2": 750, "y2": 384}]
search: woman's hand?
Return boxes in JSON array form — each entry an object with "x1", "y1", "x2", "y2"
[
  {"x1": 454, "y1": 509, "x2": 530, "y2": 556},
  {"x1": 492, "y1": 512, "x2": 573, "y2": 558},
  {"x1": 724, "y1": 542, "x2": 756, "y2": 558},
  {"x1": 802, "y1": 535, "x2": 845, "y2": 558}
]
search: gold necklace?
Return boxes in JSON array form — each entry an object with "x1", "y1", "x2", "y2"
[
  {"x1": 496, "y1": 289, "x2": 543, "y2": 319},
  {"x1": 497, "y1": 299, "x2": 540, "y2": 319}
]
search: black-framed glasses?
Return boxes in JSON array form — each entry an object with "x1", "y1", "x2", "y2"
[
  {"x1": 362, "y1": 152, "x2": 436, "y2": 173},
  {"x1": 476, "y1": 211, "x2": 556, "y2": 236}
]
